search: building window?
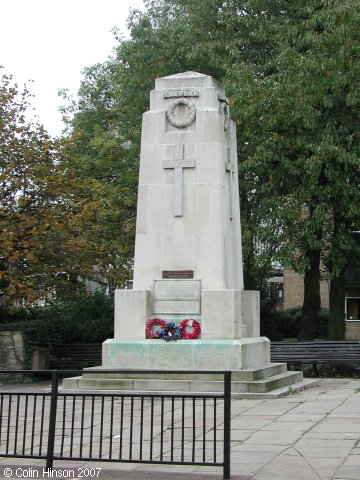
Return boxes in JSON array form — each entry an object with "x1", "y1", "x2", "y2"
[
  {"x1": 346, "y1": 297, "x2": 360, "y2": 320},
  {"x1": 268, "y1": 273, "x2": 284, "y2": 308}
]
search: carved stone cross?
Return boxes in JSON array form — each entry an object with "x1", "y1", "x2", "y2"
[
  {"x1": 225, "y1": 148, "x2": 235, "y2": 220},
  {"x1": 163, "y1": 144, "x2": 195, "y2": 217}
]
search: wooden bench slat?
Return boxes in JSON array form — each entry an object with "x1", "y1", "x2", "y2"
[
  {"x1": 49, "y1": 343, "x2": 102, "y2": 369},
  {"x1": 271, "y1": 341, "x2": 360, "y2": 373}
]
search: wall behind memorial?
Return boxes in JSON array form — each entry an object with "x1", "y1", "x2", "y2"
[{"x1": 0, "y1": 329, "x2": 24, "y2": 369}]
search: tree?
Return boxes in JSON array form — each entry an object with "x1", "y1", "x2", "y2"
[
  {"x1": 187, "y1": 0, "x2": 360, "y2": 338},
  {"x1": 60, "y1": 61, "x2": 139, "y2": 291},
  {"x1": 65, "y1": 0, "x2": 360, "y2": 340},
  {"x1": 0, "y1": 72, "x2": 132, "y2": 304},
  {"x1": 230, "y1": 0, "x2": 360, "y2": 338},
  {"x1": 0, "y1": 73, "x2": 75, "y2": 303}
]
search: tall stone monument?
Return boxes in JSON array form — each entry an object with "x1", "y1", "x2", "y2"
[
  {"x1": 65, "y1": 72, "x2": 313, "y2": 395},
  {"x1": 104, "y1": 71, "x2": 269, "y2": 370}
]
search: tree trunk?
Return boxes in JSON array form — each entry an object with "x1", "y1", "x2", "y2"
[
  {"x1": 327, "y1": 268, "x2": 346, "y2": 340},
  {"x1": 298, "y1": 248, "x2": 321, "y2": 340},
  {"x1": 240, "y1": 189, "x2": 258, "y2": 290},
  {"x1": 243, "y1": 253, "x2": 258, "y2": 290}
]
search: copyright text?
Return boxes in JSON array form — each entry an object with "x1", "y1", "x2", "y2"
[{"x1": 2, "y1": 467, "x2": 102, "y2": 478}]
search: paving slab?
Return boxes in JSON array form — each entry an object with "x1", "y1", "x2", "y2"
[
  {"x1": 245, "y1": 430, "x2": 304, "y2": 445},
  {"x1": 334, "y1": 466, "x2": 360, "y2": 480},
  {"x1": 1, "y1": 378, "x2": 360, "y2": 479},
  {"x1": 252, "y1": 448, "x2": 320, "y2": 480},
  {"x1": 344, "y1": 454, "x2": 360, "y2": 466}
]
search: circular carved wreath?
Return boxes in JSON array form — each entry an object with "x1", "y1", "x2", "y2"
[
  {"x1": 180, "y1": 318, "x2": 201, "y2": 340},
  {"x1": 166, "y1": 98, "x2": 196, "y2": 128},
  {"x1": 146, "y1": 318, "x2": 166, "y2": 339}
]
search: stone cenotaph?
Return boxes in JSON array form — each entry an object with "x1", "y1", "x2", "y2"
[
  {"x1": 65, "y1": 72, "x2": 310, "y2": 395},
  {"x1": 105, "y1": 71, "x2": 270, "y2": 372}
]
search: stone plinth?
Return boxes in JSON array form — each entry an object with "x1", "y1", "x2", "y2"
[{"x1": 102, "y1": 338, "x2": 270, "y2": 370}]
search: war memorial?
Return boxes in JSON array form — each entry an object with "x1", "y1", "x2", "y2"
[{"x1": 64, "y1": 72, "x2": 315, "y2": 395}]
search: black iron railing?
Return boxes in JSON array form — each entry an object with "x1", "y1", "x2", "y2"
[{"x1": 0, "y1": 370, "x2": 231, "y2": 478}]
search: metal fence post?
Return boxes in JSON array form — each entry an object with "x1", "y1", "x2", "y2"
[
  {"x1": 46, "y1": 370, "x2": 59, "y2": 471},
  {"x1": 223, "y1": 371, "x2": 231, "y2": 479}
]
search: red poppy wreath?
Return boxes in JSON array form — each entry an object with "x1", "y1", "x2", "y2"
[
  {"x1": 180, "y1": 318, "x2": 201, "y2": 339},
  {"x1": 146, "y1": 318, "x2": 166, "y2": 339}
]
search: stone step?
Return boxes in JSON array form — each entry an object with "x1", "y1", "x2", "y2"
[
  {"x1": 80, "y1": 363, "x2": 287, "y2": 381},
  {"x1": 61, "y1": 376, "x2": 319, "y2": 399},
  {"x1": 246, "y1": 371, "x2": 303, "y2": 393},
  {"x1": 231, "y1": 379, "x2": 320, "y2": 399},
  {"x1": 232, "y1": 363, "x2": 287, "y2": 380},
  {"x1": 62, "y1": 368, "x2": 303, "y2": 396},
  {"x1": 65, "y1": 376, "x2": 243, "y2": 392}
]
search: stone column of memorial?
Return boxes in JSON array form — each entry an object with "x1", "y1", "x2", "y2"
[{"x1": 102, "y1": 72, "x2": 270, "y2": 370}]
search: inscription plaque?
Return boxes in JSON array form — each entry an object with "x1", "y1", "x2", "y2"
[
  {"x1": 154, "y1": 279, "x2": 201, "y2": 315},
  {"x1": 154, "y1": 300, "x2": 200, "y2": 314},
  {"x1": 162, "y1": 270, "x2": 194, "y2": 279},
  {"x1": 155, "y1": 280, "x2": 200, "y2": 300}
]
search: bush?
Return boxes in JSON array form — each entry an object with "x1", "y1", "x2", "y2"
[
  {"x1": 24, "y1": 290, "x2": 114, "y2": 345},
  {"x1": 0, "y1": 304, "x2": 33, "y2": 324},
  {"x1": 0, "y1": 291, "x2": 114, "y2": 367},
  {"x1": 277, "y1": 307, "x2": 303, "y2": 338},
  {"x1": 261, "y1": 303, "x2": 329, "y2": 340},
  {"x1": 260, "y1": 295, "x2": 283, "y2": 340},
  {"x1": 277, "y1": 307, "x2": 328, "y2": 339}
]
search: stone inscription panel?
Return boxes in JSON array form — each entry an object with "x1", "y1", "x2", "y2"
[
  {"x1": 154, "y1": 280, "x2": 200, "y2": 300},
  {"x1": 154, "y1": 279, "x2": 201, "y2": 315},
  {"x1": 154, "y1": 300, "x2": 200, "y2": 314}
]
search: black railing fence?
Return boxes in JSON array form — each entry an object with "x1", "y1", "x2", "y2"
[{"x1": 0, "y1": 370, "x2": 231, "y2": 479}]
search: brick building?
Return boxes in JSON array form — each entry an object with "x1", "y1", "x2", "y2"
[{"x1": 281, "y1": 266, "x2": 360, "y2": 339}]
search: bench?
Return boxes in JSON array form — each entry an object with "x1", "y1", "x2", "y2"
[
  {"x1": 49, "y1": 343, "x2": 102, "y2": 370},
  {"x1": 270, "y1": 340, "x2": 360, "y2": 375}
]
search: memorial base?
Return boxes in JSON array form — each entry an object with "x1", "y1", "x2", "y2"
[
  {"x1": 102, "y1": 338, "x2": 270, "y2": 370},
  {"x1": 114, "y1": 288, "x2": 260, "y2": 340},
  {"x1": 62, "y1": 338, "x2": 318, "y2": 397}
]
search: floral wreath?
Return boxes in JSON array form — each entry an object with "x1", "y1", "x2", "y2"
[
  {"x1": 145, "y1": 318, "x2": 201, "y2": 340},
  {"x1": 160, "y1": 322, "x2": 182, "y2": 342},
  {"x1": 180, "y1": 318, "x2": 201, "y2": 339},
  {"x1": 146, "y1": 318, "x2": 166, "y2": 339}
]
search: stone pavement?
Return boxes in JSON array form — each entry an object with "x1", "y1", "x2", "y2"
[{"x1": 0, "y1": 378, "x2": 359, "y2": 479}]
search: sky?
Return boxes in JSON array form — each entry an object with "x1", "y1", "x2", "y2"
[{"x1": 1, "y1": 0, "x2": 145, "y2": 136}]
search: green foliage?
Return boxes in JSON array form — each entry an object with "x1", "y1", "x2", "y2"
[
  {"x1": 278, "y1": 308, "x2": 303, "y2": 340},
  {"x1": 0, "y1": 374, "x2": 33, "y2": 384},
  {"x1": 0, "y1": 304, "x2": 32, "y2": 324},
  {"x1": 0, "y1": 72, "x2": 79, "y2": 303},
  {"x1": 260, "y1": 305, "x2": 328, "y2": 340},
  {"x1": 23, "y1": 291, "x2": 114, "y2": 346},
  {"x1": 260, "y1": 298, "x2": 283, "y2": 341},
  {"x1": 0, "y1": 70, "x2": 134, "y2": 302},
  {"x1": 0, "y1": 291, "x2": 114, "y2": 368}
]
